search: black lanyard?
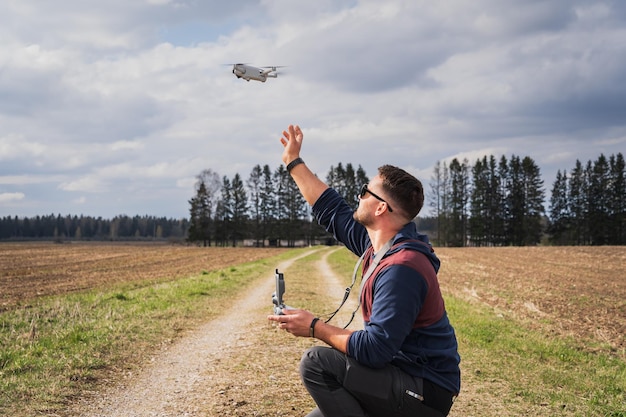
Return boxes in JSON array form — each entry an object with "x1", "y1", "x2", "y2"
[{"x1": 325, "y1": 239, "x2": 395, "y2": 328}]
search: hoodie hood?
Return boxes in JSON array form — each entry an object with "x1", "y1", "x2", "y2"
[{"x1": 390, "y1": 222, "x2": 441, "y2": 273}]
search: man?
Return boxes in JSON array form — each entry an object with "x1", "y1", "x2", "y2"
[{"x1": 268, "y1": 125, "x2": 460, "y2": 417}]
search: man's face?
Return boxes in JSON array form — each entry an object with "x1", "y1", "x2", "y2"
[{"x1": 353, "y1": 176, "x2": 387, "y2": 226}]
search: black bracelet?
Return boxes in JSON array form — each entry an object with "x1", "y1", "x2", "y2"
[
  {"x1": 286, "y1": 157, "x2": 304, "y2": 173},
  {"x1": 309, "y1": 317, "x2": 320, "y2": 338}
]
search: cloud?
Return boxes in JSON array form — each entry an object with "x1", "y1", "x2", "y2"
[
  {"x1": 72, "y1": 196, "x2": 87, "y2": 205},
  {"x1": 0, "y1": 0, "x2": 625, "y2": 218},
  {"x1": 0, "y1": 192, "x2": 25, "y2": 203}
]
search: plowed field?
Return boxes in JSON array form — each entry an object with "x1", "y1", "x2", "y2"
[
  {"x1": 436, "y1": 246, "x2": 626, "y2": 355},
  {"x1": 1, "y1": 243, "x2": 624, "y2": 416},
  {"x1": 0, "y1": 242, "x2": 287, "y2": 312},
  {"x1": 2, "y1": 243, "x2": 623, "y2": 353}
]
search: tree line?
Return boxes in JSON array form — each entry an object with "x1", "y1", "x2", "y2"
[
  {"x1": 1, "y1": 152, "x2": 623, "y2": 246},
  {"x1": 429, "y1": 154, "x2": 545, "y2": 246},
  {"x1": 187, "y1": 151, "x2": 623, "y2": 247},
  {"x1": 187, "y1": 163, "x2": 368, "y2": 247},
  {"x1": 0, "y1": 214, "x2": 188, "y2": 241},
  {"x1": 428, "y1": 152, "x2": 624, "y2": 246},
  {"x1": 549, "y1": 153, "x2": 625, "y2": 245}
]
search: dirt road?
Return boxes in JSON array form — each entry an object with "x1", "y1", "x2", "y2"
[{"x1": 68, "y1": 249, "x2": 334, "y2": 416}]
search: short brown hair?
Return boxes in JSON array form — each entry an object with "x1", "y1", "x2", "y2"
[{"x1": 378, "y1": 165, "x2": 424, "y2": 220}]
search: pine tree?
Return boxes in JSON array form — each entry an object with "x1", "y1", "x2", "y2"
[
  {"x1": 261, "y1": 164, "x2": 277, "y2": 246},
  {"x1": 355, "y1": 165, "x2": 369, "y2": 190},
  {"x1": 497, "y1": 156, "x2": 510, "y2": 245},
  {"x1": 504, "y1": 156, "x2": 545, "y2": 245},
  {"x1": 548, "y1": 169, "x2": 570, "y2": 244},
  {"x1": 468, "y1": 155, "x2": 504, "y2": 246},
  {"x1": 588, "y1": 155, "x2": 611, "y2": 245},
  {"x1": 187, "y1": 169, "x2": 220, "y2": 246},
  {"x1": 326, "y1": 162, "x2": 368, "y2": 211},
  {"x1": 343, "y1": 163, "x2": 359, "y2": 210},
  {"x1": 469, "y1": 156, "x2": 489, "y2": 246},
  {"x1": 521, "y1": 156, "x2": 545, "y2": 245},
  {"x1": 568, "y1": 160, "x2": 587, "y2": 244},
  {"x1": 215, "y1": 176, "x2": 232, "y2": 246},
  {"x1": 448, "y1": 158, "x2": 470, "y2": 247},
  {"x1": 428, "y1": 161, "x2": 445, "y2": 245},
  {"x1": 487, "y1": 155, "x2": 506, "y2": 245},
  {"x1": 608, "y1": 153, "x2": 625, "y2": 244},
  {"x1": 275, "y1": 165, "x2": 307, "y2": 247},
  {"x1": 247, "y1": 165, "x2": 263, "y2": 247},
  {"x1": 230, "y1": 173, "x2": 249, "y2": 246}
]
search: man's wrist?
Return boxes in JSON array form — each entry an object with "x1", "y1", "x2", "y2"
[
  {"x1": 309, "y1": 317, "x2": 320, "y2": 338},
  {"x1": 286, "y1": 157, "x2": 304, "y2": 173}
]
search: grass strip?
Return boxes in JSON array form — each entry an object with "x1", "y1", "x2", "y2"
[
  {"x1": 0, "y1": 248, "x2": 306, "y2": 417},
  {"x1": 449, "y1": 296, "x2": 626, "y2": 416}
]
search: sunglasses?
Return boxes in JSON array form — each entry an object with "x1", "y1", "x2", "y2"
[{"x1": 359, "y1": 184, "x2": 393, "y2": 212}]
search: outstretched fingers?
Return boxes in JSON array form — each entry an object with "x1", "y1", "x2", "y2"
[
  {"x1": 281, "y1": 125, "x2": 300, "y2": 143},
  {"x1": 280, "y1": 124, "x2": 303, "y2": 165}
]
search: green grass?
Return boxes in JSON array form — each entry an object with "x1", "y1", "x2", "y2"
[
  {"x1": 0, "y1": 248, "x2": 306, "y2": 417},
  {"x1": 447, "y1": 296, "x2": 626, "y2": 416}
]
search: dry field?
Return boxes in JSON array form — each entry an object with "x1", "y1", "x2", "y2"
[
  {"x1": 1, "y1": 242, "x2": 624, "y2": 416},
  {"x1": 0, "y1": 242, "x2": 287, "y2": 312},
  {"x1": 3, "y1": 243, "x2": 620, "y2": 353},
  {"x1": 436, "y1": 246, "x2": 626, "y2": 355}
]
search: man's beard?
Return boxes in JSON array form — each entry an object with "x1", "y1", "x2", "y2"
[{"x1": 353, "y1": 206, "x2": 373, "y2": 227}]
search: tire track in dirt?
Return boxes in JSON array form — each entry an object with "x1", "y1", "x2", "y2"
[{"x1": 70, "y1": 249, "x2": 322, "y2": 417}]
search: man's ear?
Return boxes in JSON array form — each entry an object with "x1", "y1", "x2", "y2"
[{"x1": 374, "y1": 202, "x2": 388, "y2": 216}]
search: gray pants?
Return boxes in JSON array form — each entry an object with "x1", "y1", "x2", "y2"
[{"x1": 300, "y1": 346, "x2": 449, "y2": 417}]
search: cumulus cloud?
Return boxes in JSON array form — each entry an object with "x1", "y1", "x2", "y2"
[
  {"x1": 0, "y1": 192, "x2": 25, "y2": 203},
  {"x1": 0, "y1": 0, "x2": 624, "y2": 218}
]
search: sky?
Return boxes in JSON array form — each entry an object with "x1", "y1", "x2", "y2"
[{"x1": 1, "y1": 0, "x2": 625, "y2": 219}]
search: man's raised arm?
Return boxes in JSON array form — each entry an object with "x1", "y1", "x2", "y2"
[{"x1": 280, "y1": 124, "x2": 329, "y2": 206}]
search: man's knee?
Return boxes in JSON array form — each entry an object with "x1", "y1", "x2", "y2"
[
  {"x1": 300, "y1": 346, "x2": 347, "y2": 386},
  {"x1": 299, "y1": 346, "x2": 326, "y2": 377}
]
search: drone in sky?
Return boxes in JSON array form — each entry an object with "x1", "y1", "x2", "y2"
[{"x1": 231, "y1": 63, "x2": 284, "y2": 82}]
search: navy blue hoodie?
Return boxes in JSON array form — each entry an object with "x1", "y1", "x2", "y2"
[{"x1": 312, "y1": 188, "x2": 461, "y2": 395}]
